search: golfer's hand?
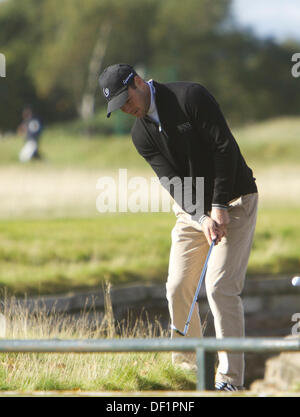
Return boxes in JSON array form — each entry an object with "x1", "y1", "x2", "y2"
[
  {"x1": 210, "y1": 207, "x2": 230, "y2": 240},
  {"x1": 201, "y1": 216, "x2": 222, "y2": 245}
]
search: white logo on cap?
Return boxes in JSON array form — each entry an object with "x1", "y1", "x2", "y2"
[
  {"x1": 103, "y1": 88, "x2": 110, "y2": 98},
  {"x1": 123, "y1": 72, "x2": 134, "y2": 85}
]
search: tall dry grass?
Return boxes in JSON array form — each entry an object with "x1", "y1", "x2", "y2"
[{"x1": 0, "y1": 284, "x2": 196, "y2": 392}]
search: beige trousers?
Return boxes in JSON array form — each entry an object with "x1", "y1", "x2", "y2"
[{"x1": 166, "y1": 193, "x2": 258, "y2": 386}]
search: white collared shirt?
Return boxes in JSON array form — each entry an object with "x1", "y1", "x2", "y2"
[{"x1": 146, "y1": 80, "x2": 160, "y2": 126}]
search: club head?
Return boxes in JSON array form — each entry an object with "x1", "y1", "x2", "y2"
[{"x1": 170, "y1": 324, "x2": 186, "y2": 336}]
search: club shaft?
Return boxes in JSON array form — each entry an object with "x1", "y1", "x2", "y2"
[{"x1": 182, "y1": 240, "x2": 215, "y2": 332}]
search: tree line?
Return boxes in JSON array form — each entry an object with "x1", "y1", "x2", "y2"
[{"x1": 0, "y1": 0, "x2": 299, "y2": 132}]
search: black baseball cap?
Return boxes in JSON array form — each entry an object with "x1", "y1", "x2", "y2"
[{"x1": 99, "y1": 64, "x2": 137, "y2": 118}]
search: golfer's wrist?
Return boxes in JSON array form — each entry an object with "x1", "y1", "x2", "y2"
[
  {"x1": 211, "y1": 204, "x2": 228, "y2": 210},
  {"x1": 199, "y1": 214, "x2": 209, "y2": 225}
]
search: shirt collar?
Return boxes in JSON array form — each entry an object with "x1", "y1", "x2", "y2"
[{"x1": 146, "y1": 79, "x2": 156, "y2": 115}]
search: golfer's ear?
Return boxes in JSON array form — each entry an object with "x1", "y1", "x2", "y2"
[{"x1": 133, "y1": 75, "x2": 144, "y2": 88}]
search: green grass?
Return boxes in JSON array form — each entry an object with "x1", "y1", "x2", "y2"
[
  {"x1": 0, "y1": 115, "x2": 299, "y2": 295},
  {"x1": 0, "y1": 213, "x2": 173, "y2": 296},
  {"x1": 232, "y1": 116, "x2": 300, "y2": 169},
  {"x1": 0, "y1": 352, "x2": 196, "y2": 392},
  {"x1": 0, "y1": 208, "x2": 299, "y2": 296},
  {"x1": 1, "y1": 115, "x2": 300, "y2": 171},
  {"x1": 0, "y1": 132, "x2": 149, "y2": 171},
  {"x1": 0, "y1": 116, "x2": 299, "y2": 393},
  {"x1": 0, "y1": 291, "x2": 196, "y2": 392},
  {"x1": 249, "y1": 207, "x2": 300, "y2": 275},
  {"x1": 0, "y1": 116, "x2": 299, "y2": 394}
]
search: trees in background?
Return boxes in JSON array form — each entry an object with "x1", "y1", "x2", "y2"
[{"x1": 0, "y1": 0, "x2": 299, "y2": 131}]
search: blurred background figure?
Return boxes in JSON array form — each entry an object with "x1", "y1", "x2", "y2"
[{"x1": 18, "y1": 106, "x2": 43, "y2": 162}]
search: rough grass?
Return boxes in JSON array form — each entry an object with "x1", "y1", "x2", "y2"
[
  {"x1": 0, "y1": 286, "x2": 196, "y2": 392},
  {"x1": 233, "y1": 116, "x2": 300, "y2": 169},
  {"x1": 249, "y1": 207, "x2": 300, "y2": 274},
  {"x1": 1, "y1": 115, "x2": 299, "y2": 170},
  {"x1": 0, "y1": 132, "x2": 148, "y2": 171},
  {"x1": 0, "y1": 213, "x2": 172, "y2": 296},
  {"x1": 0, "y1": 207, "x2": 299, "y2": 296}
]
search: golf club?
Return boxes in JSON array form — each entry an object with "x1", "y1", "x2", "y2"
[{"x1": 170, "y1": 238, "x2": 216, "y2": 336}]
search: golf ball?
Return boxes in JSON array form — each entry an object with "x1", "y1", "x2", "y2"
[{"x1": 291, "y1": 276, "x2": 300, "y2": 286}]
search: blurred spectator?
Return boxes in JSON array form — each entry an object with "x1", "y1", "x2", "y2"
[{"x1": 18, "y1": 106, "x2": 43, "y2": 162}]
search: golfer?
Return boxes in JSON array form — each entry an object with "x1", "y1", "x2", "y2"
[
  {"x1": 99, "y1": 64, "x2": 258, "y2": 391},
  {"x1": 18, "y1": 106, "x2": 43, "y2": 162}
]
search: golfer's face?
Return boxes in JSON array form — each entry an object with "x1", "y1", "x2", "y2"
[{"x1": 121, "y1": 83, "x2": 149, "y2": 118}]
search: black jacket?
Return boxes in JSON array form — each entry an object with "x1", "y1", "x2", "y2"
[{"x1": 131, "y1": 81, "x2": 257, "y2": 216}]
